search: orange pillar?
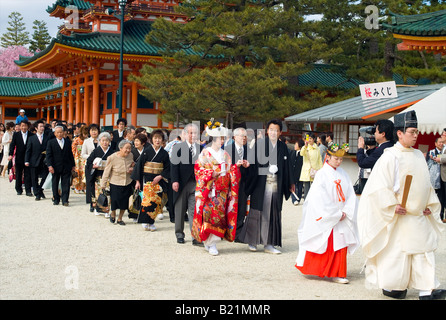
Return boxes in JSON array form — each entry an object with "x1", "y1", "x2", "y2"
[
  {"x1": 131, "y1": 81, "x2": 138, "y2": 127},
  {"x1": 68, "y1": 84, "x2": 74, "y2": 123},
  {"x1": 61, "y1": 81, "x2": 67, "y2": 121},
  {"x1": 54, "y1": 106, "x2": 58, "y2": 120},
  {"x1": 92, "y1": 68, "x2": 100, "y2": 125},
  {"x1": 83, "y1": 83, "x2": 90, "y2": 124}
]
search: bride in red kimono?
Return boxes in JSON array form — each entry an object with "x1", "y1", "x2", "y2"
[{"x1": 192, "y1": 120, "x2": 244, "y2": 256}]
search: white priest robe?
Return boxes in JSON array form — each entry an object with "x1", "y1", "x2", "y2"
[
  {"x1": 357, "y1": 143, "x2": 444, "y2": 291},
  {"x1": 296, "y1": 162, "x2": 359, "y2": 266}
]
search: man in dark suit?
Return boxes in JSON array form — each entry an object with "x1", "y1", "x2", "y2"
[
  {"x1": 356, "y1": 119, "x2": 394, "y2": 191},
  {"x1": 170, "y1": 123, "x2": 202, "y2": 244},
  {"x1": 8, "y1": 120, "x2": 34, "y2": 195},
  {"x1": 46, "y1": 125, "x2": 75, "y2": 206},
  {"x1": 225, "y1": 127, "x2": 250, "y2": 241},
  {"x1": 25, "y1": 120, "x2": 49, "y2": 200},
  {"x1": 112, "y1": 118, "x2": 127, "y2": 146},
  {"x1": 290, "y1": 139, "x2": 304, "y2": 205}
]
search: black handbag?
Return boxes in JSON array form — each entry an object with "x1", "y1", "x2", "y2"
[
  {"x1": 97, "y1": 191, "x2": 108, "y2": 207},
  {"x1": 353, "y1": 178, "x2": 367, "y2": 195}
]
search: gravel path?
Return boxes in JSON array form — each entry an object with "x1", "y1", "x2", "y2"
[{"x1": 1, "y1": 159, "x2": 445, "y2": 300}]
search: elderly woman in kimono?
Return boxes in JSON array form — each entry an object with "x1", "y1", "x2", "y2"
[
  {"x1": 295, "y1": 143, "x2": 359, "y2": 284},
  {"x1": 86, "y1": 132, "x2": 114, "y2": 217},
  {"x1": 191, "y1": 120, "x2": 243, "y2": 256}
]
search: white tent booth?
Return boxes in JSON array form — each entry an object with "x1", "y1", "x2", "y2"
[
  {"x1": 389, "y1": 86, "x2": 446, "y2": 153},
  {"x1": 389, "y1": 86, "x2": 446, "y2": 135}
]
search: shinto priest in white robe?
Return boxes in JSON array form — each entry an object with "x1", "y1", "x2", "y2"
[
  {"x1": 357, "y1": 142, "x2": 444, "y2": 290},
  {"x1": 296, "y1": 162, "x2": 360, "y2": 267}
]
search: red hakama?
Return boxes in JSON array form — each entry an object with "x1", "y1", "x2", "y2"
[{"x1": 295, "y1": 230, "x2": 347, "y2": 278}]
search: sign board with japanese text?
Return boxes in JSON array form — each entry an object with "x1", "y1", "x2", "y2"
[{"x1": 359, "y1": 81, "x2": 398, "y2": 100}]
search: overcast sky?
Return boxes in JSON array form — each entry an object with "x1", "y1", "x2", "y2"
[{"x1": 0, "y1": 0, "x2": 61, "y2": 41}]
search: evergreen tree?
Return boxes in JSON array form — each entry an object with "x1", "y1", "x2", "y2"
[
  {"x1": 131, "y1": 0, "x2": 339, "y2": 127},
  {"x1": 310, "y1": 0, "x2": 446, "y2": 84},
  {"x1": 29, "y1": 20, "x2": 51, "y2": 52},
  {"x1": 0, "y1": 12, "x2": 30, "y2": 48},
  {"x1": 133, "y1": 0, "x2": 446, "y2": 126}
]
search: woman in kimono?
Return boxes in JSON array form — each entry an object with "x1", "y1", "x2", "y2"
[
  {"x1": 128, "y1": 133, "x2": 148, "y2": 220},
  {"x1": 132, "y1": 129, "x2": 170, "y2": 232},
  {"x1": 132, "y1": 133, "x2": 148, "y2": 163},
  {"x1": 82, "y1": 124, "x2": 100, "y2": 209},
  {"x1": 86, "y1": 132, "x2": 115, "y2": 217},
  {"x1": 295, "y1": 143, "x2": 359, "y2": 284},
  {"x1": 71, "y1": 125, "x2": 88, "y2": 194},
  {"x1": 191, "y1": 120, "x2": 242, "y2": 256}
]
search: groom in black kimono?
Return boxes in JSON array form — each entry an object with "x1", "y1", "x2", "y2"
[{"x1": 239, "y1": 119, "x2": 294, "y2": 254}]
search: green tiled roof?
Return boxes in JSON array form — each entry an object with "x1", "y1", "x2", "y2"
[
  {"x1": 0, "y1": 77, "x2": 57, "y2": 97},
  {"x1": 296, "y1": 64, "x2": 427, "y2": 90},
  {"x1": 298, "y1": 64, "x2": 366, "y2": 90},
  {"x1": 15, "y1": 20, "x2": 198, "y2": 67},
  {"x1": 285, "y1": 83, "x2": 445, "y2": 123},
  {"x1": 382, "y1": 9, "x2": 446, "y2": 36},
  {"x1": 29, "y1": 81, "x2": 63, "y2": 96},
  {"x1": 47, "y1": 0, "x2": 93, "y2": 14},
  {"x1": 58, "y1": 20, "x2": 162, "y2": 55}
]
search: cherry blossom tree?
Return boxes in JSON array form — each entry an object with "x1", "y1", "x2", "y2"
[{"x1": 0, "y1": 45, "x2": 54, "y2": 79}]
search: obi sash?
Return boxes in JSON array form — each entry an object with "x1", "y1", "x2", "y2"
[{"x1": 143, "y1": 161, "x2": 163, "y2": 175}]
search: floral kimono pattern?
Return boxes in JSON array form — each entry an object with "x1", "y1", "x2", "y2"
[
  {"x1": 71, "y1": 136, "x2": 86, "y2": 192},
  {"x1": 141, "y1": 181, "x2": 163, "y2": 220},
  {"x1": 192, "y1": 148, "x2": 241, "y2": 243}
]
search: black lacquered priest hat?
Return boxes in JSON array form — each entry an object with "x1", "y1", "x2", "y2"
[{"x1": 394, "y1": 110, "x2": 417, "y2": 131}]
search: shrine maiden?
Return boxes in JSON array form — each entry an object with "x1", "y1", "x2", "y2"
[{"x1": 295, "y1": 143, "x2": 359, "y2": 284}]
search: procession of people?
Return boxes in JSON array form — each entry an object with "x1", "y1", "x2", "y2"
[{"x1": 1, "y1": 110, "x2": 445, "y2": 300}]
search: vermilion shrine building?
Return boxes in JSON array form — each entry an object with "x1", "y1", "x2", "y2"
[
  {"x1": 1, "y1": 0, "x2": 186, "y2": 129},
  {"x1": 383, "y1": 9, "x2": 446, "y2": 56}
]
